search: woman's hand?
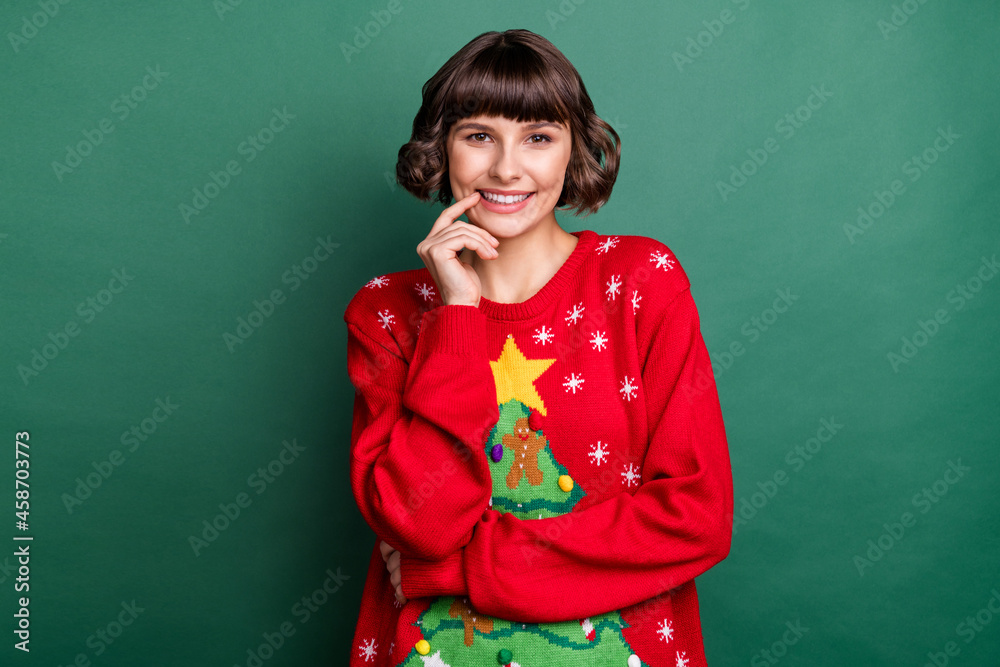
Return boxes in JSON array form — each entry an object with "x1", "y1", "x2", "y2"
[
  {"x1": 380, "y1": 540, "x2": 407, "y2": 605},
  {"x1": 416, "y1": 191, "x2": 499, "y2": 307}
]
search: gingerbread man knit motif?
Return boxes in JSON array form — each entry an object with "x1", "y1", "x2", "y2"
[
  {"x1": 503, "y1": 416, "x2": 546, "y2": 489},
  {"x1": 345, "y1": 230, "x2": 733, "y2": 667}
]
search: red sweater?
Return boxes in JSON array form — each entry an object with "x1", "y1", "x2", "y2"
[{"x1": 344, "y1": 229, "x2": 733, "y2": 667}]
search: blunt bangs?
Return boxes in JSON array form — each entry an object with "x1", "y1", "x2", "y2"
[{"x1": 439, "y1": 42, "x2": 572, "y2": 127}]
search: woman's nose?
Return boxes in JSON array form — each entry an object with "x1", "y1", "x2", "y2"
[{"x1": 489, "y1": 146, "x2": 522, "y2": 181}]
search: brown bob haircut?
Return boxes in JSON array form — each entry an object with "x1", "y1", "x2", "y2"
[{"x1": 396, "y1": 29, "x2": 620, "y2": 217}]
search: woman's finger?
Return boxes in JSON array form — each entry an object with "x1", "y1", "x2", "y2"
[
  {"x1": 426, "y1": 191, "x2": 482, "y2": 238},
  {"x1": 417, "y1": 190, "x2": 500, "y2": 307},
  {"x1": 423, "y1": 229, "x2": 498, "y2": 260},
  {"x1": 385, "y1": 550, "x2": 406, "y2": 603},
  {"x1": 419, "y1": 218, "x2": 498, "y2": 260},
  {"x1": 424, "y1": 220, "x2": 498, "y2": 246}
]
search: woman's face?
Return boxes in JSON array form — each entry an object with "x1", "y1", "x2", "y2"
[{"x1": 445, "y1": 113, "x2": 572, "y2": 238}]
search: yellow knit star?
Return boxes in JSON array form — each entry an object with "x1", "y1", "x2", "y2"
[{"x1": 489, "y1": 336, "x2": 556, "y2": 416}]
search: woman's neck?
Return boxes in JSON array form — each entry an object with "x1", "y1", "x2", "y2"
[{"x1": 459, "y1": 223, "x2": 579, "y2": 304}]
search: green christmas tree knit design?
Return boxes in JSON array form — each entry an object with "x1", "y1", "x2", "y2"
[
  {"x1": 487, "y1": 399, "x2": 585, "y2": 519},
  {"x1": 396, "y1": 399, "x2": 648, "y2": 667}
]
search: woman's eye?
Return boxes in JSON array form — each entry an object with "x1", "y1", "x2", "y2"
[{"x1": 465, "y1": 133, "x2": 551, "y2": 144}]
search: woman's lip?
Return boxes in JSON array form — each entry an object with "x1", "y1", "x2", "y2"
[
  {"x1": 477, "y1": 189, "x2": 533, "y2": 196},
  {"x1": 477, "y1": 191, "x2": 534, "y2": 213}
]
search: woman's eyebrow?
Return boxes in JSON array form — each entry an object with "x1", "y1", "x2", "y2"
[
  {"x1": 525, "y1": 121, "x2": 564, "y2": 130},
  {"x1": 452, "y1": 121, "x2": 565, "y2": 133}
]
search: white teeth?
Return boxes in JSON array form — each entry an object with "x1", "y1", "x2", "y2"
[{"x1": 481, "y1": 191, "x2": 529, "y2": 204}]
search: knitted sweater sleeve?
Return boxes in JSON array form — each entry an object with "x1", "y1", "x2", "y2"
[
  {"x1": 400, "y1": 286, "x2": 734, "y2": 622},
  {"x1": 345, "y1": 302, "x2": 499, "y2": 561}
]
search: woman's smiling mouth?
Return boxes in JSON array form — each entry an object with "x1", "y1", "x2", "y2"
[{"x1": 476, "y1": 189, "x2": 534, "y2": 212}]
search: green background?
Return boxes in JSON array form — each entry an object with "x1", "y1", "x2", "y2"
[{"x1": 2, "y1": 1, "x2": 998, "y2": 665}]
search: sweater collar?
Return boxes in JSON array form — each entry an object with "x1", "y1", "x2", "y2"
[{"x1": 476, "y1": 229, "x2": 597, "y2": 322}]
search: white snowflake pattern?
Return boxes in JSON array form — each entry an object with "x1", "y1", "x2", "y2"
[
  {"x1": 357, "y1": 638, "x2": 377, "y2": 662},
  {"x1": 650, "y1": 250, "x2": 676, "y2": 271},
  {"x1": 533, "y1": 325, "x2": 555, "y2": 345},
  {"x1": 676, "y1": 651, "x2": 689, "y2": 667},
  {"x1": 414, "y1": 282, "x2": 436, "y2": 301},
  {"x1": 588, "y1": 441, "x2": 610, "y2": 466},
  {"x1": 622, "y1": 462, "x2": 641, "y2": 488},
  {"x1": 595, "y1": 236, "x2": 619, "y2": 254},
  {"x1": 389, "y1": 641, "x2": 395, "y2": 656},
  {"x1": 563, "y1": 373, "x2": 585, "y2": 394},
  {"x1": 657, "y1": 619, "x2": 674, "y2": 643},
  {"x1": 605, "y1": 274, "x2": 622, "y2": 301},
  {"x1": 420, "y1": 650, "x2": 450, "y2": 667},
  {"x1": 377, "y1": 309, "x2": 395, "y2": 330},
  {"x1": 620, "y1": 375, "x2": 638, "y2": 401},
  {"x1": 565, "y1": 302, "x2": 585, "y2": 325},
  {"x1": 366, "y1": 275, "x2": 389, "y2": 288},
  {"x1": 631, "y1": 290, "x2": 642, "y2": 315},
  {"x1": 589, "y1": 331, "x2": 608, "y2": 351}
]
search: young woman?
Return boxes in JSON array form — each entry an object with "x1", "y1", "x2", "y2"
[{"x1": 344, "y1": 29, "x2": 733, "y2": 667}]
